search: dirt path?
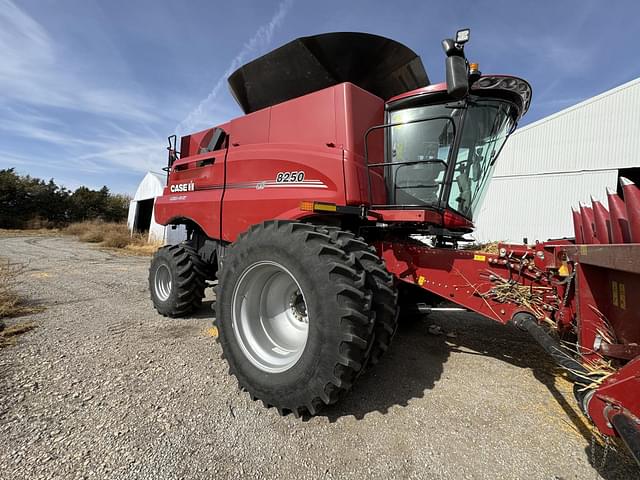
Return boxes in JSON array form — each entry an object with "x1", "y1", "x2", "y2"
[{"x1": 0, "y1": 235, "x2": 636, "y2": 479}]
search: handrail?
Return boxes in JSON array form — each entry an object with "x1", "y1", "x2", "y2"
[{"x1": 363, "y1": 116, "x2": 456, "y2": 207}]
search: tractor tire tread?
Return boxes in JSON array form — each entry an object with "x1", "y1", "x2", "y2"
[
  {"x1": 148, "y1": 242, "x2": 208, "y2": 318},
  {"x1": 215, "y1": 220, "x2": 375, "y2": 416},
  {"x1": 316, "y1": 226, "x2": 399, "y2": 367}
]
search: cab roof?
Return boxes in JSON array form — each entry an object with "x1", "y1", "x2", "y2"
[{"x1": 387, "y1": 76, "x2": 532, "y2": 117}]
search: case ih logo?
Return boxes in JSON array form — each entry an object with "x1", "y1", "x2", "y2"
[{"x1": 170, "y1": 182, "x2": 195, "y2": 193}]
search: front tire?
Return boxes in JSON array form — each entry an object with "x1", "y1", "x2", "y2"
[
  {"x1": 149, "y1": 244, "x2": 207, "y2": 317},
  {"x1": 216, "y1": 221, "x2": 374, "y2": 416}
]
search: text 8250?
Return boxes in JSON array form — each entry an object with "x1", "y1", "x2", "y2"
[{"x1": 276, "y1": 171, "x2": 305, "y2": 183}]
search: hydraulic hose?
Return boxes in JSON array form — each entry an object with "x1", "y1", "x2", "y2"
[{"x1": 511, "y1": 312, "x2": 590, "y2": 386}]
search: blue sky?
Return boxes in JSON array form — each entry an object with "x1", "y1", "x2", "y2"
[{"x1": 2, "y1": 0, "x2": 639, "y2": 194}]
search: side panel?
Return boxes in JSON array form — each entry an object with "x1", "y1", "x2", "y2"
[
  {"x1": 558, "y1": 244, "x2": 640, "y2": 360},
  {"x1": 229, "y1": 109, "x2": 270, "y2": 146},
  {"x1": 588, "y1": 357, "x2": 640, "y2": 437},
  {"x1": 344, "y1": 149, "x2": 386, "y2": 206},
  {"x1": 269, "y1": 87, "x2": 337, "y2": 146},
  {"x1": 155, "y1": 82, "x2": 384, "y2": 240},
  {"x1": 221, "y1": 144, "x2": 346, "y2": 242},
  {"x1": 337, "y1": 83, "x2": 385, "y2": 206},
  {"x1": 154, "y1": 149, "x2": 226, "y2": 239}
]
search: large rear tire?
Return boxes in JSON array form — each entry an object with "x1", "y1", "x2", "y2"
[
  {"x1": 216, "y1": 221, "x2": 374, "y2": 416},
  {"x1": 319, "y1": 228, "x2": 399, "y2": 366},
  {"x1": 149, "y1": 244, "x2": 207, "y2": 317}
]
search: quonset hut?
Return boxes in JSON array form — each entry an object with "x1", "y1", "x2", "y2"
[{"x1": 127, "y1": 172, "x2": 186, "y2": 244}]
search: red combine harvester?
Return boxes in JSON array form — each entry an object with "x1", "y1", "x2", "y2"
[{"x1": 150, "y1": 31, "x2": 640, "y2": 465}]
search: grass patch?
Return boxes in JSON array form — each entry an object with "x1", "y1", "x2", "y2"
[
  {"x1": 0, "y1": 321, "x2": 37, "y2": 348},
  {"x1": 65, "y1": 221, "x2": 160, "y2": 255},
  {"x1": 1, "y1": 260, "x2": 28, "y2": 318},
  {"x1": 0, "y1": 228, "x2": 60, "y2": 238},
  {"x1": 0, "y1": 259, "x2": 41, "y2": 323},
  {"x1": 122, "y1": 243, "x2": 162, "y2": 256}
]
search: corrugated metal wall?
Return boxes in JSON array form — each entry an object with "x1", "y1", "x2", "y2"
[
  {"x1": 475, "y1": 78, "x2": 640, "y2": 243},
  {"x1": 475, "y1": 170, "x2": 617, "y2": 243}
]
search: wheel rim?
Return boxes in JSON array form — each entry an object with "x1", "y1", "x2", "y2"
[
  {"x1": 231, "y1": 261, "x2": 309, "y2": 373},
  {"x1": 154, "y1": 264, "x2": 172, "y2": 302}
]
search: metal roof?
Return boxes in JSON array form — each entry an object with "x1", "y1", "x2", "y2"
[{"x1": 493, "y1": 77, "x2": 640, "y2": 178}]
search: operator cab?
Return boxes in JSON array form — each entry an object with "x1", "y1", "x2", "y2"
[
  {"x1": 367, "y1": 29, "x2": 531, "y2": 232},
  {"x1": 385, "y1": 92, "x2": 519, "y2": 220}
]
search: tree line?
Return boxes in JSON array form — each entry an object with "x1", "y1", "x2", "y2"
[{"x1": 0, "y1": 168, "x2": 129, "y2": 228}]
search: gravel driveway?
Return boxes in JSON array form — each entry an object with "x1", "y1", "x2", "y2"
[{"x1": 0, "y1": 235, "x2": 637, "y2": 479}]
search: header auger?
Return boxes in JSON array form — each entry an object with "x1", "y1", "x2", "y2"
[{"x1": 148, "y1": 30, "x2": 640, "y2": 467}]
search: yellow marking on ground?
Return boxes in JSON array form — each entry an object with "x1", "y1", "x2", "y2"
[
  {"x1": 205, "y1": 326, "x2": 219, "y2": 338},
  {"x1": 31, "y1": 272, "x2": 51, "y2": 278}
]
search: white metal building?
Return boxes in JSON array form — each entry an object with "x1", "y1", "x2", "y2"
[
  {"x1": 475, "y1": 77, "x2": 640, "y2": 243},
  {"x1": 127, "y1": 172, "x2": 186, "y2": 244}
]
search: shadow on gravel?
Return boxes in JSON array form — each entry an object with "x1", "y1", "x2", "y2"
[
  {"x1": 587, "y1": 440, "x2": 638, "y2": 480},
  {"x1": 319, "y1": 312, "x2": 636, "y2": 479},
  {"x1": 321, "y1": 312, "x2": 560, "y2": 423},
  {"x1": 189, "y1": 300, "x2": 216, "y2": 319},
  {"x1": 188, "y1": 296, "x2": 635, "y2": 478},
  {"x1": 322, "y1": 312, "x2": 550, "y2": 422},
  {"x1": 321, "y1": 315, "x2": 448, "y2": 421}
]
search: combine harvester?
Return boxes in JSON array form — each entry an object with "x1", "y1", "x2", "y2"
[{"x1": 149, "y1": 30, "x2": 639, "y2": 466}]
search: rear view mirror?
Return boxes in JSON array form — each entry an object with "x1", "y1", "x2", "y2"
[
  {"x1": 445, "y1": 56, "x2": 469, "y2": 99},
  {"x1": 442, "y1": 29, "x2": 471, "y2": 99}
]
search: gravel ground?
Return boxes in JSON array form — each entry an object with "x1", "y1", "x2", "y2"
[{"x1": 0, "y1": 234, "x2": 637, "y2": 480}]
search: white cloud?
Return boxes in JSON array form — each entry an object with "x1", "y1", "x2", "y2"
[
  {"x1": 0, "y1": 0, "x2": 159, "y2": 122},
  {"x1": 0, "y1": 0, "x2": 169, "y2": 184},
  {"x1": 0, "y1": 102, "x2": 164, "y2": 176},
  {"x1": 0, "y1": 0, "x2": 294, "y2": 192},
  {"x1": 176, "y1": 0, "x2": 294, "y2": 135}
]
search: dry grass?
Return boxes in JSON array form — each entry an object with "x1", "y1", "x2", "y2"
[
  {"x1": 464, "y1": 241, "x2": 501, "y2": 254},
  {"x1": 480, "y1": 272, "x2": 557, "y2": 326},
  {"x1": 0, "y1": 321, "x2": 37, "y2": 348},
  {"x1": 477, "y1": 241, "x2": 500, "y2": 254},
  {"x1": 64, "y1": 221, "x2": 160, "y2": 255},
  {"x1": 122, "y1": 243, "x2": 162, "y2": 256},
  {"x1": 560, "y1": 313, "x2": 618, "y2": 393},
  {"x1": 0, "y1": 259, "x2": 40, "y2": 320},
  {"x1": 0, "y1": 228, "x2": 60, "y2": 238},
  {"x1": 1, "y1": 260, "x2": 25, "y2": 318}
]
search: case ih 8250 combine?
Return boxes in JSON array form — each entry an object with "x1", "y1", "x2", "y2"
[{"x1": 149, "y1": 31, "x2": 640, "y2": 464}]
